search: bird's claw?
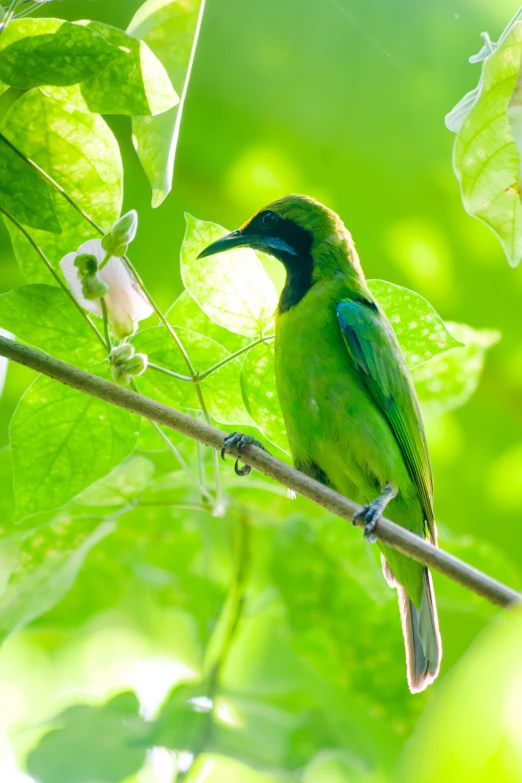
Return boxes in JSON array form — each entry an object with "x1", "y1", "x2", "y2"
[
  {"x1": 353, "y1": 503, "x2": 381, "y2": 544},
  {"x1": 221, "y1": 432, "x2": 267, "y2": 477}
]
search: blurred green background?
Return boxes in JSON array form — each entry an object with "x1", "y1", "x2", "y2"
[{"x1": 0, "y1": 0, "x2": 522, "y2": 781}]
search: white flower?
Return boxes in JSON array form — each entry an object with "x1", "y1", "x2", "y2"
[{"x1": 60, "y1": 239, "x2": 153, "y2": 339}]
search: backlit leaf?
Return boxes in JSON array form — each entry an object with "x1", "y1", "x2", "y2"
[
  {"x1": 0, "y1": 19, "x2": 121, "y2": 88},
  {"x1": 0, "y1": 134, "x2": 60, "y2": 234},
  {"x1": 0, "y1": 284, "x2": 106, "y2": 364},
  {"x1": 240, "y1": 340, "x2": 288, "y2": 452},
  {"x1": 1, "y1": 88, "x2": 122, "y2": 282},
  {"x1": 128, "y1": 0, "x2": 205, "y2": 206},
  {"x1": 413, "y1": 322, "x2": 500, "y2": 418},
  {"x1": 43, "y1": 21, "x2": 178, "y2": 117},
  {"x1": 453, "y1": 22, "x2": 522, "y2": 267},
  {"x1": 368, "y1": 279, "x2": 462, "y2": 368},
  {"x1": 181, "y1": 214, "x2": 278, "y2": 337},
  {"x1": 133, "y1": 325, "x2": 253, "y2": 425},
  {"x1": 10, "y1": 375, "x2": 139, "y2": 518}
]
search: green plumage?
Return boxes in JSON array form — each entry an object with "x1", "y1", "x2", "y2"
[{"x1": 200, "y1": 193, "x2": 442, "y2": 692}]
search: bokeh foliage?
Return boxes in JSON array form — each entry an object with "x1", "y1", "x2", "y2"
[{"x1": 0, "y1": 1, "x2": 521, "y2": 782}]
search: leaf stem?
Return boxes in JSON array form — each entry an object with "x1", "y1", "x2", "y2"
[
  {"x1": 196, "y1": 333, "x2": 275, "y2": 383},
  {"x1": 148, "y1": 422, "x2": 214, "y2": 505},
  {"x1": 100, "y1": 298, "x2": 111, "y2": 351},
  {"x1": 13, "y1": 0, "x2": 51, "y2": 19},
  {"x1": 0, "y1": 206, "x2": 107, "y2": 350},
  {"x1": 148, "y1": 362, "x2": 193, "y2": 383},
  {"x1": 148, "y1": 334, "x2": 275, "y2": 386}
]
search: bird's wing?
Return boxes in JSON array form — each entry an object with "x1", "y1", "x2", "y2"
[{"x1": 337, "y1": 298, "x2": 435, "y2": 541}]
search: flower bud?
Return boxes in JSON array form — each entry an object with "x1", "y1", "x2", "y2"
[
  {"x1": 109, "y1": 344, "x2": 135, "y2": 364},
  {"x1": 81, "y1": 273, "x2": 110, "y2": 301},
  {"x1": 111, "y1": 363, "x2": 132, "y2": 387},
  {"x1": 110, "y1": 350, "x2": 148, "y2": 386},
  {"x1": 101, "y1": 210, "x2": 138, "y2": 258},
  {"x1": 125, "y1": 353, "x2": 148, "y2": 376}
]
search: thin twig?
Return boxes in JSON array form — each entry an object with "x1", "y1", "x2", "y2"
[
  {"x1": 1, "y1": 335, "x2": 520, "y2": 610},
  {"x1": 196, "y1": 334, "x2": 275, "y2": 383},
  {"x1": 0, "y1": 207, "x2": 107, "y2": 349},
  {"x1": 149, "y1": 362, "x2": 193, "y2": 383},
  {"x1": 0, "y1": 0, "x2": 19, "y2": 37},
  {"x1": 100, "y1": 298, "x2": 111, "y2": 351}
]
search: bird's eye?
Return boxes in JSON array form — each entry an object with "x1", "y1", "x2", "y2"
[{"x1": 260, "y1": 211, "x2": 279, "y2": 229}]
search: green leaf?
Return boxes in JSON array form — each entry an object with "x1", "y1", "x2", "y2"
[
  {"x1": 26, "y1": 692, "x2": 148, "y2": 783},
  {"x1": 0, "y1": 284, "x2": 106, "y2": 364},
  {"x1": 0, "y1": 81, "x2": 7, "y2": 97},
  {"x1": 43, "y1": 20, "x2": 178, "y2": 117},
  {"x1": 453, "y1": 22, "x2": 522, "y2": 267},
  {"x1": 181, "y1": 214, "x2": 278, "y2": 337},
  {"x1": 367, "y1": 279, "x2": 462, "y2": 368},
  {"x1": 10, "y1": 375, "x2": 139, "y2": 518},
  {"x1": 133, "y1": 325, "x2": 252, "y2": 425},
  {"x1": 168, "y1": 289, "x2": 248, "y2": 353},
  {"x1": 412, "y1": 322, "x2": 500, "y2": 418},
  {"x1": 240, "y1": 341, "x2": 288, "y2": 452},
  {"x1": 128, "y1": 0, "x2": 205, "y2": 206},
  {"x1": 0, "y1": 134, "x2": 61, "y2": 234},
  {"x1": 73, "y1": 455, "x2": 155, "y2": 509},
  {"x1": 0, "y1": 518, "x2": 114, "y2": 643},
  {"x1": 0, "y1": 19, "x2": 121, "y2": 88},
  {"x1": 1, "y1": 88, "x2": 122, "y2": 282}
]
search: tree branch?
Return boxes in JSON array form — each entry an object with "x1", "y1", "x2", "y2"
[{"x1": 0, "y1": 334, "x2": 520, "y2": 609}]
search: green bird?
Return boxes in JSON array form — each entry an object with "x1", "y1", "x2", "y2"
[{"x1": 199, "y1": 194, "x2": 441, "y2": 692}]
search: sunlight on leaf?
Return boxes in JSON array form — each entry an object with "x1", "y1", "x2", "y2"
[
  {"x1": 181, "y1": 214, "x2": 278, "y2": 337},
  {"x1": 10, "y1": 375, "x2": 139, "y2": 518},
  {"x1": 453, "y1": 22, "x2": 522, "y2": 267},
  {"x1": 128, "y1": 0, "x2": 205, "y2": 206},
  {"x1": 0, "y1": 19, "x2": 121, "y2": 88},
  {"x1": 368, "y1": 280, "x2": 462, "y2": 368},
  {"x1": 0, "y1": 284, "x2": 106, "y2": 365},
  {"x1": 240, "y1": 341, "x2": 288, "y2": 452},
  {"x1": 413, "y1": 322, "x2": 500, "y2": 418},
  {"x1": 0, "y1": 136, "x2": 61, "y2": 234},
  {"x1": 168, "y1": 289, "x2": 248, "y2": 353},
  {"x1": 133, "y1": 325, "x2": 253, "y2": 425},
  {"x1": 43, "y1": 21, "x2": 178, "y2": 117},
  {"x1": 1, "y1": 89, "x2": 122, "y2": 282}
]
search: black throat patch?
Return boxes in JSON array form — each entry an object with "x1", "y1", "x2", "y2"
[{"x1": 249, "y1": 213, "x2": 314, "y2": 312}]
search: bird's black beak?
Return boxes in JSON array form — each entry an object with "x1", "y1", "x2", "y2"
[{"x1": 198, "y1": 229, "x2": 297, "y2": 259}]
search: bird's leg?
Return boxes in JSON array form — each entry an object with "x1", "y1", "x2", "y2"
[
  {"x1": 221, "y1": 431, "x2": 268, "y2": 477},
  {"x1": 353, "y1": 482, "x2": 398, "y2": 544}
]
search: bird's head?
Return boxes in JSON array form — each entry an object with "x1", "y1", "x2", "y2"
[{"x1": 198, "y1": 194, "x2": 366, "y2": 311}]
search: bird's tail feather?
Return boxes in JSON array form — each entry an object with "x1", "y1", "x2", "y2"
[{"x1": 382, "y1": 557, "x2": 441, "y2": 693}]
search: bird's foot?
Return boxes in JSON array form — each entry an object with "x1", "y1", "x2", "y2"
[
  {"x1": 353, "y1": 483, "x2": 397, "y2": 544},
  {"x1": 353, "y1": 502, "x2": 382, "y2": 544},
  {"x1": 221, "y1": 432, "x2": 267, "y2": 477}
]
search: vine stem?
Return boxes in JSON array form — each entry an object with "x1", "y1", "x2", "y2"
[
  {"x1": 1, "y1": 334, "x2": 520, "y2": 610},
  {"x1": 147, "y1": 334, "x2": 275, "y2": 385}
]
